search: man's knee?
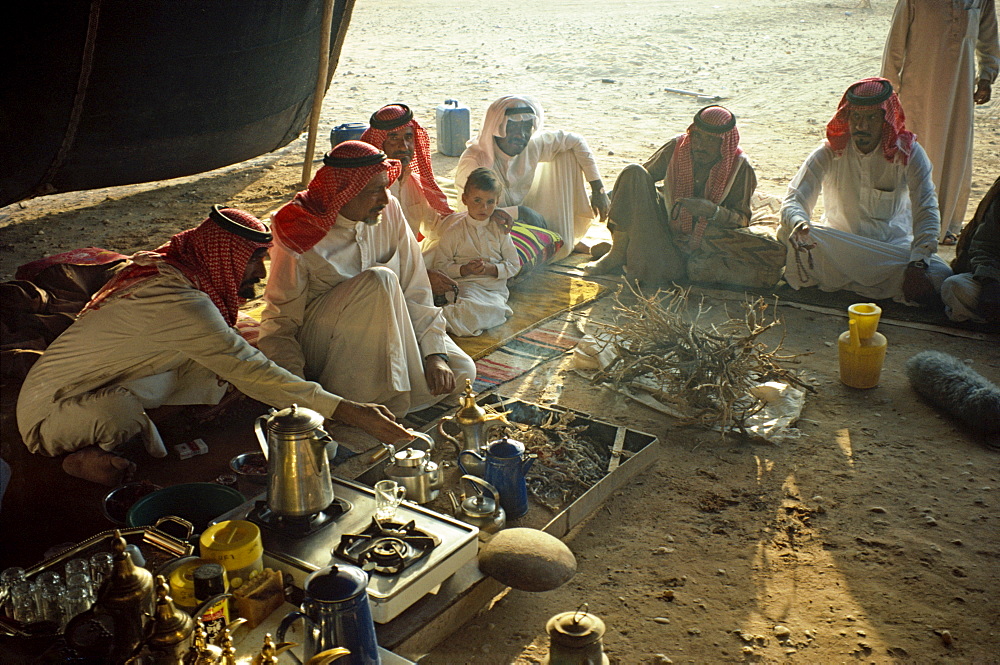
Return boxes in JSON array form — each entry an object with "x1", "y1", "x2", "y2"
[
  {"x1": 36, "y1": 387, "x2": 147, "y2": 456},
  {"x1": 926, "y1": 256, "x2": 954, "y2": 292}
]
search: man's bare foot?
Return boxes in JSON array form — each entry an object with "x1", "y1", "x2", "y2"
[{"x1": 62, "y1": 448, "x2": 137, "y2": 486}]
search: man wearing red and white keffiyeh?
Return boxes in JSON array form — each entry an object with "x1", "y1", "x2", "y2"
[
  {"x1": 18, "y1": 207, "x2": 410, "y2": 486},
  {"x1": 261, "y1": 141, "x2": 476, "y2": 419},
  {"x1": 361, "y1": 104, "x2": 452, "y2": 237},
  {"x1": 584, "y1": 106, "x2": 775, "y2": 288},
  {"x1": 360, "y1": 103, "x2": 465, "y2": 298},
  {"x1": 780, "y1": 77, "x2": 953, "y2": 304}
]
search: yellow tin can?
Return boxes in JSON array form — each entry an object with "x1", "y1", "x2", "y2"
[{"x1": 199, "y1": 520, "x2": 263, "y2": 590}]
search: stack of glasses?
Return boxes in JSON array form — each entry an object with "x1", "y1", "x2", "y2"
[{"x1": 1, "y1": 552, "x2": 114, "y2": 630}]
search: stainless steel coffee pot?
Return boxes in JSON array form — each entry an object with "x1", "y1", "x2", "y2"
[
  {"x1": 383, "y1": 434, "x2": 441, "y2": 504},
  {"x1": 255, "y1": 405, "x2": 335, "y2": 517}
]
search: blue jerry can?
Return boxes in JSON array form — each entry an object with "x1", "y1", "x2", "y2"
[
  {"x1": 436, "y1": 100, "x2": 470, "y2": 157},
  {"x1": 330, "y1": 122, "x2": 369, "y2": 149}
]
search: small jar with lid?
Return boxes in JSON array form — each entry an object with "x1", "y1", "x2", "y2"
[{"x1": 193, "y1": 562, "x2": 229, "y2": 643}]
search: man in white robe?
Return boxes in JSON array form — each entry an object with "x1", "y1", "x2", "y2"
[
  {"x1": 259, "y1": 141, "x2": 476, "y2": 417},
  {"x1": 16, "y1": 207, "x2": 410, "y2": 485},
  {"x1": 454, "y1": 95, "x2": 610, "y2": 260},
  {"x1": 882, "y1": 0, "x2": 1000, "y2": 244},
  {"x1": 780, "y1": 78, "x2": 952, "y2": 304}
]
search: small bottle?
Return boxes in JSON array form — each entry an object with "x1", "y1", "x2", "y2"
[{"x1": 193, "y1": 563, "x2": 229, "y2": 644}]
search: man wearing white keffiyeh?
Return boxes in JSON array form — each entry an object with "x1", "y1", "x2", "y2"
[{"x1": 454, "y1": 95, "x2": 610, "y2": 260}]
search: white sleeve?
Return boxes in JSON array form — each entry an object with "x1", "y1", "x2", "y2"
[
  {"x1": 880, "y1": 0, "x2": 912, "y2": 91},
  {"x1": 905, "y1": 143, "x2": 941, "y2": 261},
  {"x1": 781, "y1": 144, "x2": 832, "y2": 233},
  {"x1": 154, "y1": 290, "x2": 342, "y2": 416},
  {"x1": 495, "y1": 230, "x2": 521, "y2": 281},
  {"x1": 391, "y1": 206, "x2": 450, "y2": 357},
  {"x1": 978, "y1": 0, "x2": 1000, "y2": 84},
  {"x1": 258, "y1": 243, "x2": 310, "y2": 378},
  {"x1": 534, "y1": 130, "x2": 603, "y2": 183}
]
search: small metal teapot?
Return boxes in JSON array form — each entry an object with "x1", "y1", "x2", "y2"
[
  {"x1": 383, "y1": 433, "x2": 442, "y2": 504},
  {"x1": 437, "y1": 380, "x2": 506, "y2": 457},
  {"x1": 447, "y1": 475, "x2": 506, "y2": 535}
]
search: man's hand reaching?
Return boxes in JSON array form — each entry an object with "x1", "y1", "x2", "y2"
[{"x1": 332, "y1": 400, "x2": 411, "y2": 445}]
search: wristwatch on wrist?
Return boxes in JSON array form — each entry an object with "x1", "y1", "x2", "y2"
[
  {"x1": 907, "y1": 259, "x2": 928, "y2": 270},
  {"x1": 425, "y1": 353, "x2": 449, "y2": 364}
]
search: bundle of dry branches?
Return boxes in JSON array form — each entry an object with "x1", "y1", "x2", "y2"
[{"x1": 592, "y1": 285, "x2": 812, "y2": 432}]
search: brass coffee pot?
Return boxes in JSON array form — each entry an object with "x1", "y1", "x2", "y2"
[{"x1": 437, "y1": 380, "x2": 506, "y2": 472}]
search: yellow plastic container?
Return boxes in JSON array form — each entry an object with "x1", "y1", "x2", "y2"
[
  {"x1": 199, "y1": 520, "x2": 263, "y2": 590},
  {"x1": 838, "y1": 304, "x2": 887, "y2": 389},
  {"x1": 847, "y1": 302, "x2": 882, "y2": 340}
]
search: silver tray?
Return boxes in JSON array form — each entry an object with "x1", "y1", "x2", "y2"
[{"x1": 0, "y1": 519, "x2": 194, "y2": 638}]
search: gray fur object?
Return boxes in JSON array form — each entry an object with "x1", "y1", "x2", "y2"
[{"x1": 905, "y1": 351, "x2": 1000, "y2": 439}]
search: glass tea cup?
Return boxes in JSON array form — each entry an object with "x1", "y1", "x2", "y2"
[{"x1": 374, "y1": 479, "x2": 407, "y2": 521}]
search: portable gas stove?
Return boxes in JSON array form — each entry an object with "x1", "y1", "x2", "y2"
[{"x1": 213, "y1": 477, "x2": 479, "y2": 624}]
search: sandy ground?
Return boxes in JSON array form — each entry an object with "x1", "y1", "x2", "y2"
[{"x1": 1, "y1": 0, "x2": 999, "y2": 662}]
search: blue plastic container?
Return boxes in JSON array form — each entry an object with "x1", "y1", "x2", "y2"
[
  {"x1": 329, "y1": 122, "x2": 368, "y2": 149},
  {"x1": 436, "y1": 99, "x2": 470, "y2": 156}
]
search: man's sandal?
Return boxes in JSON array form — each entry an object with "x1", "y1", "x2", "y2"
[{"x1": 941, "y1": 232, "x2": 958, "y2": 245}]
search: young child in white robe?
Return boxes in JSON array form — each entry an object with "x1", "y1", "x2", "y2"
[{"x1": 427, "y1": 168, "x2": 520, "y2": 336}]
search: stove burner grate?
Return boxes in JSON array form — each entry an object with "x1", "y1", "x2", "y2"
[
  {"x1": 335, "y1": 518, "x2": 441, "y2": 575},
  {"x1": 247, "y1": 498, "x2": 351, "y2": 539}
]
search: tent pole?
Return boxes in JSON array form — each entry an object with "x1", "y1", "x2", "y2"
[{"x1": 301, "y1": 0, "x2": 337, "y2": 187}]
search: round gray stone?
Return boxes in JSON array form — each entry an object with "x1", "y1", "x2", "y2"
[{"x1": 478, "y1": 528, "x2": 577, "y2": 591}]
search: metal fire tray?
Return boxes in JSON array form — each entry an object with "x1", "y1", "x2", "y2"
[{"x1": 367, "y1": 394, "x2": 660, "y2": 658}]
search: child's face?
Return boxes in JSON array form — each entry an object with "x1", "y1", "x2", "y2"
[{"x1": 462, "y1": 185, "x2": 498, "y2": 221}]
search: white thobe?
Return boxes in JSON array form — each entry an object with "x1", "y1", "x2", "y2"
[
  {"x1": 17, "y1": 268, "x2": 342, "y2": 457},
  {"x1": 426, "y1": 212, "x2": 520, "y2": 337},
  {"x1": 389, "y1": 171, "x2": 445, "y2": 240},
  {"x1": 455, "y1": 130, "x2": 602, "y2": 260},
  {"x1": 780, "y1": 141, "x2": 952, "y2": 302},
  {"x1": 259, "y1": 197, "x2": 475, "y2": 416},
  {"x1": 882, "y1": 0, "x2": 1000, "y2": 237}
]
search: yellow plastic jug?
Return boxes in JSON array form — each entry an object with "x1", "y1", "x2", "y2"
[{"x1": 838, "y1": 303, "x2": 887, "y2": 389}]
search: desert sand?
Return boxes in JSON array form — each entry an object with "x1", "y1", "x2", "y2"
[{"x1": 1, "y1": 0, "x2": 998, "y2": 663}]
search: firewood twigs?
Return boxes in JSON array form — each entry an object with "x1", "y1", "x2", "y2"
[{"x1": 591, "y1": 284, "x2": 812, "y2": 433}]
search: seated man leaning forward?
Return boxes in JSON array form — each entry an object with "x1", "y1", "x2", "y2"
[
  {"x1": 584, "y1": 105, "x2": 776, "y2": 287},
  {"x1": 780, "y1": 77, "x2": 952, "y2": 304},
  {"x1": 454, "y1": 95, "x2": 610, "y2": 260},
  {"x1": 16, "y1": 207, "x2": 410, "y2": 486},
  {"x1": 259, "y1": 141, "x2": 476, "y2": 418},
  {"x1": 942, "y1": 176, "x2": 1000, "y2": 323}
]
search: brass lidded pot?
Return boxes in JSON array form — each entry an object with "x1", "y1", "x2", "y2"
[
  {"x1": 437, "y1": 379, "x2": 506, "y2": 457},
  {"x1": 544, "y1": 604, "x2": 609, "y2": 665}
]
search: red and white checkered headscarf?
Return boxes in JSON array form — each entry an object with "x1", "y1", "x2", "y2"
[
  {"x1": 666, "y1": 105, "x2": 742, "y2": 250},
  {"x1": 826, "y1": 77, "x2": 915, "y2": 165},
  {"x1": 361, "y1": 104, "x2": 452, "y2": 217},
  {"x1": 272, "y1": 141, "x2": 401, "y2": 254},
  {"x1": 81, "y1": 208, "x2": 272, "y2": 326}
]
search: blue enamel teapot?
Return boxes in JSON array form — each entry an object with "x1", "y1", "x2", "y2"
[{"x1": 460, "y1": 437, "x2": 536, "y2": 519}]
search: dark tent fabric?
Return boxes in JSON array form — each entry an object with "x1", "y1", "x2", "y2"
[{"x1": 1, "y1": 0, "x2": 354, "y2": 207}]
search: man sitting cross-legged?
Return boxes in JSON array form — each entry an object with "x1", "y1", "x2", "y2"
[
  {"x1": 779, "y1": 77, "x2": 952, "y2": 304},
  {"x1": 455, "y1": 95, "x2": 610, "y2": 260},
  {"x1": 259, "y1": 141, "x2": 476, "y2": 418},
  {"x1": 16, "y1": 207, "x2": 410, "y2": 485}
]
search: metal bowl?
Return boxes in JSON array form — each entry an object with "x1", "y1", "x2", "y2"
[
  {"x1": 102, "y1": 481, "x2": 163, "y2": 525},
  {"x1": 229, "y1": 452, "x2": 268, "y2": 483}
]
